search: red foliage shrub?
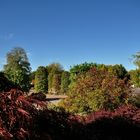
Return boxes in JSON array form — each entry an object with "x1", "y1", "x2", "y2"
[
  {"x1": 82, "y1": 105, "x2": 140, "y2": 140},
  {"x1": 0, "y1": 89, "x2": 140, "y2": 140},
  {"x1": 0, "y1": 89, "x2": 47, "y2": 139},
  {"x1": 85, "y1": 104, "x2": 140, "y2": 124}
]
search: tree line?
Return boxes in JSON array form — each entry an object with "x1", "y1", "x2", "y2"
[
  {"x1": 1, "y1": 47, "x2": 140, "y2": 93},
  {"x1": 1, "y1": 47, "x2": 140, "y2": 114}
]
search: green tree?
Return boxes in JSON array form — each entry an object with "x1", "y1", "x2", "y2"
[
  {"x1": 60, "y1": 71, "x2": 70, "y2": 94},
  {"x1": 4, "y1": 47, "x2": 31, "y2": 91},
  {"x1": 35, "y1": 66, "x2": 48, "y2": 93}
]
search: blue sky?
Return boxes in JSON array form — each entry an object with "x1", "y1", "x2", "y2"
[{"x1": 0, "y1": 0, "x2": 140, "y2": 71}]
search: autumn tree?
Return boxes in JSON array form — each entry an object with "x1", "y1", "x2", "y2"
[
  {"x1": 35, "y1": 66, "x2": 48, "y2": 93},
  {"x1": 61, "y1": 68, "x2": 130, "y2": 114},
  {"x1": 4, "y1": 47, "x2": 31, "y2": 91}
]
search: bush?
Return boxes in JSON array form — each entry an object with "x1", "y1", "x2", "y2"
[
  {"x1": 0, "y1": 89, "x2": 47, "y2": 139},
  {"x1": 83, "y1": 105, "x2": 140, "y2": 140}
]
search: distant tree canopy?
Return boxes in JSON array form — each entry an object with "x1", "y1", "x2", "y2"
[
  {"x1": 35, "y1": 66, "x2": 48, "y2": 93},
  {"x1": 69, "y1": 63, "x2": 128, "y2": 82},
  {"x1": 1, "y1": 46, "x2": 130, "y2": 101},
  {"x1": 44, "y1": 62, "x2": 128, "y2": 95},
  {"x1": 4, "y1": 47, "x2": 31, "y2": 91}
]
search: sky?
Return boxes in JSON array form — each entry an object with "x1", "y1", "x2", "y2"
[{"x1": 0, "y1": 0, "x2": 140, "y2": 71}]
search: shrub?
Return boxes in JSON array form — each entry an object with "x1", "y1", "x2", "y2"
[{"x1": 0, "y1": 89, "x2": 47, "y2": 139}]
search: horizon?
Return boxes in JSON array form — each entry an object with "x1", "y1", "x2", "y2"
[{"x1": 0, "y1": 0, "x2": 140, "y2": 71}]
